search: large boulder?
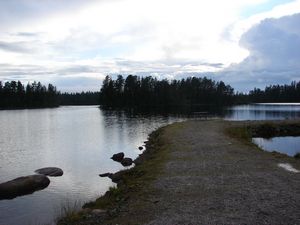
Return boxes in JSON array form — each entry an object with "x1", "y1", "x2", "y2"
[
  {"x1": 111, "y1": 152, "x2": 124, "y2": 162},
  {"x1": 0, "y1": 175, "x2": 50, "y2": 200},
  {"x1": 121, "y1": 157, "x2": 133, "y2": 167},
  {"x1": 35, "y1": 167, "x2": 63, "y2": 177}
]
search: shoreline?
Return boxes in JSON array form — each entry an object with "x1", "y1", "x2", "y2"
[{"x1": 58, "y1": 119, "x2": 300, "y2": 225}]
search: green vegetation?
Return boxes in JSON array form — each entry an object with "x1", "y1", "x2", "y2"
[{"x1": 224, "y1": 124, "x2": 252, "y2": 144}]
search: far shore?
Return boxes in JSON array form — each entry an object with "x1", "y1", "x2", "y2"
[{"x1": 58, "y1": 119, "x2": 300, "y2": 225}]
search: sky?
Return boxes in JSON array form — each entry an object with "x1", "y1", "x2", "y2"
[{"x1": 0, "y1": 0, "x2": 299, "y2": 92}]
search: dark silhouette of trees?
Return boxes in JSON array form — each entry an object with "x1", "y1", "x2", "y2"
[
  {"x1": 248, "y1": 81, "x2": 300, "y2": 103},
  {"x1": 59, "y1": 92, "x2": 100, "y2": 105},
  {"x1": 2, "y1": 78, "x2": 299, "y2": 110},
  {"x1": 99, "y1": 75, "x2": 234, "y2": 109},
  {"x1": 0, "y1": 81, "x2": 59, "y2": 109}
]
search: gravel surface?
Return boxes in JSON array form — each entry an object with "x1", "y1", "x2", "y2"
[
  {"x1": 142, "y1": 120, "x2": 300, "y2": 225},
  {"x1": 73, "y1": 120, "x2": 300, "y2": 225}
]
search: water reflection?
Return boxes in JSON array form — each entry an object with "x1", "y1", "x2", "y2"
[
  {"x1": 224, "y1": 103, "x2": 300, "y2": 120},
  {"x1": 1, "y1": 103, "x2": 300, "y2": 225},
  {"x1": 253, "y1": 136, "x2": 300, "y2": 157},
  {"x1": 0, "y1": 106, "x2": 186, "y2": 225}
]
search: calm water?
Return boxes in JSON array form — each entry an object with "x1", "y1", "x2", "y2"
[
  {"x1": 0, "y1": 106, "x2": 186, "y2": 225},
  {"x1": 1, "y1": 104, "x2": 300, "y2": 225},
  {"x1": 226, "y1": 103, "x2": 300, "y2": 156},
  {"x1": 224, "y1": 103, "x2": 300, "y2": 120},
  {"x1": 253, "y1": 137, "x2": 300, "y2": 157}
]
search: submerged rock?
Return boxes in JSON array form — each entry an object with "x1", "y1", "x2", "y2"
[
  {"x1": 121, "y1": 157, "x2": 133, "y2": 167},
  {"x1": 111, "y1": 152, "x2": 125, "y2": 162},
  {"x1": 0, "y1": 175, "x2": 50, "y2": 200},
  {"x1": 99, "y1": 173, "x2": 113, "y2": 178},
  {"x1": 35, "y1": 167, "x2": 63, "y2": 177},
  {"x1": 99, "y1": 171, "x2": 124, "y2": 183},
  {"x1": 110, "y1": 171, "x2": 125, "y2": 183}
]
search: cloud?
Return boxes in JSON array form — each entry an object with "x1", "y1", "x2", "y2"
[
  {"x1": 0, "y1": 41, "x2": 36, "y2": 53},
  {"x1": 215, "y1": 13, "x2": 300, "y2": 92},
  {"x1": 0, "y1": 0, "x2": 300, "y2": 92}
]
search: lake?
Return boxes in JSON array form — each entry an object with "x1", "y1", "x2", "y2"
[
  {"x1": 224, "y1": 103, "x2": 300, "y2": 120},
  {"x1": 0, "y1": 106, "x2": 186, "y2": 225},
  {"x1": 253, "y1": 136, "x2": 300, "y2": 157},
  {"x1": 1, "y1": 104, "x2": 300, "y2": 225}
]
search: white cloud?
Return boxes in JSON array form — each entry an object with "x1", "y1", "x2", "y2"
[{"x1": 0, "y1": 0, "x2": 299, "y2": 91}]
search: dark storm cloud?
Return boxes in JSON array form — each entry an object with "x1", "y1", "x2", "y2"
[{"x1": 213, "y1": 13, "x2": 300, "y2": 92}]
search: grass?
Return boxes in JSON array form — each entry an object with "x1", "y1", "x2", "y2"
[
  {"x1": 55, "y1": 200, "x2": 84, "y2": 224},
  {"x1": 224, "y1": 124, "x2": 252, "y2": 143}
]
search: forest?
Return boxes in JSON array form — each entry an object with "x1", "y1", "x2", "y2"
[
  {"x1": 99, "y1": 75, "x2": 234, "y2": 109},
  {"x1": 248, "y1": 81, "x2": 300, "y2": 102},
  {"x1": 59, "y1": 92, "x2": 100, "y2": 105},
  {"x1": 1, "y1": 77, "x2": 300, "y2": 109},
  {"x1": 0, "y1": 81, "x2": 59, "y2": 109}
]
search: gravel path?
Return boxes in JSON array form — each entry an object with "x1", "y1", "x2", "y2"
[
  {"x1": 114, "y1": 120, "x2": 300, "y2": 225},
  {"x1": 75, "y1": 120, "x2": 300, "y2": 225}
]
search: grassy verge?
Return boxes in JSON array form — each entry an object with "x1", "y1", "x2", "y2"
[{"x1": 224, "y1": 123, "x2": 252, "y2": 144}]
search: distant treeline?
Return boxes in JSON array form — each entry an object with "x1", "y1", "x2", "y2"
[
  {"x1": 1, "y1": 78, "x2": 300, "y2": 110},
  {"x1": 59, "y1": 92, "x2": 100, "y2": 105},
  {"x1": 248, "y1": 81, "x2": 300, "y2": 103},
  {"x1": 99, "y1": 75, "x2": 234, "y2": 108},
  {"x1": 0, "y1": 81, "x2": 59, "y2": 109}
]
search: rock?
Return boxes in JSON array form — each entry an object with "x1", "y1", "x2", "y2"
[
  {"x1": 109, "y1": 171, "x2": 125, "y2": 183},
  {"x1": 121, "y1": 157, "x2": 133, "y2": 167},
  {"x1": 99, "y1": 173, "x2": 113, "y2": 178},
  {"x1": 111, "y1": 152, "x2": 125, "y2": 162},
  {"x1": 35, "y1": 167, "x2": 63, "y2": 177},
  {"x1": 138, "y1": 146, "x2": 143, "y2": 150},
  {"x1": 0, "y1": 175, "x2": 50, "y2": 200}
]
